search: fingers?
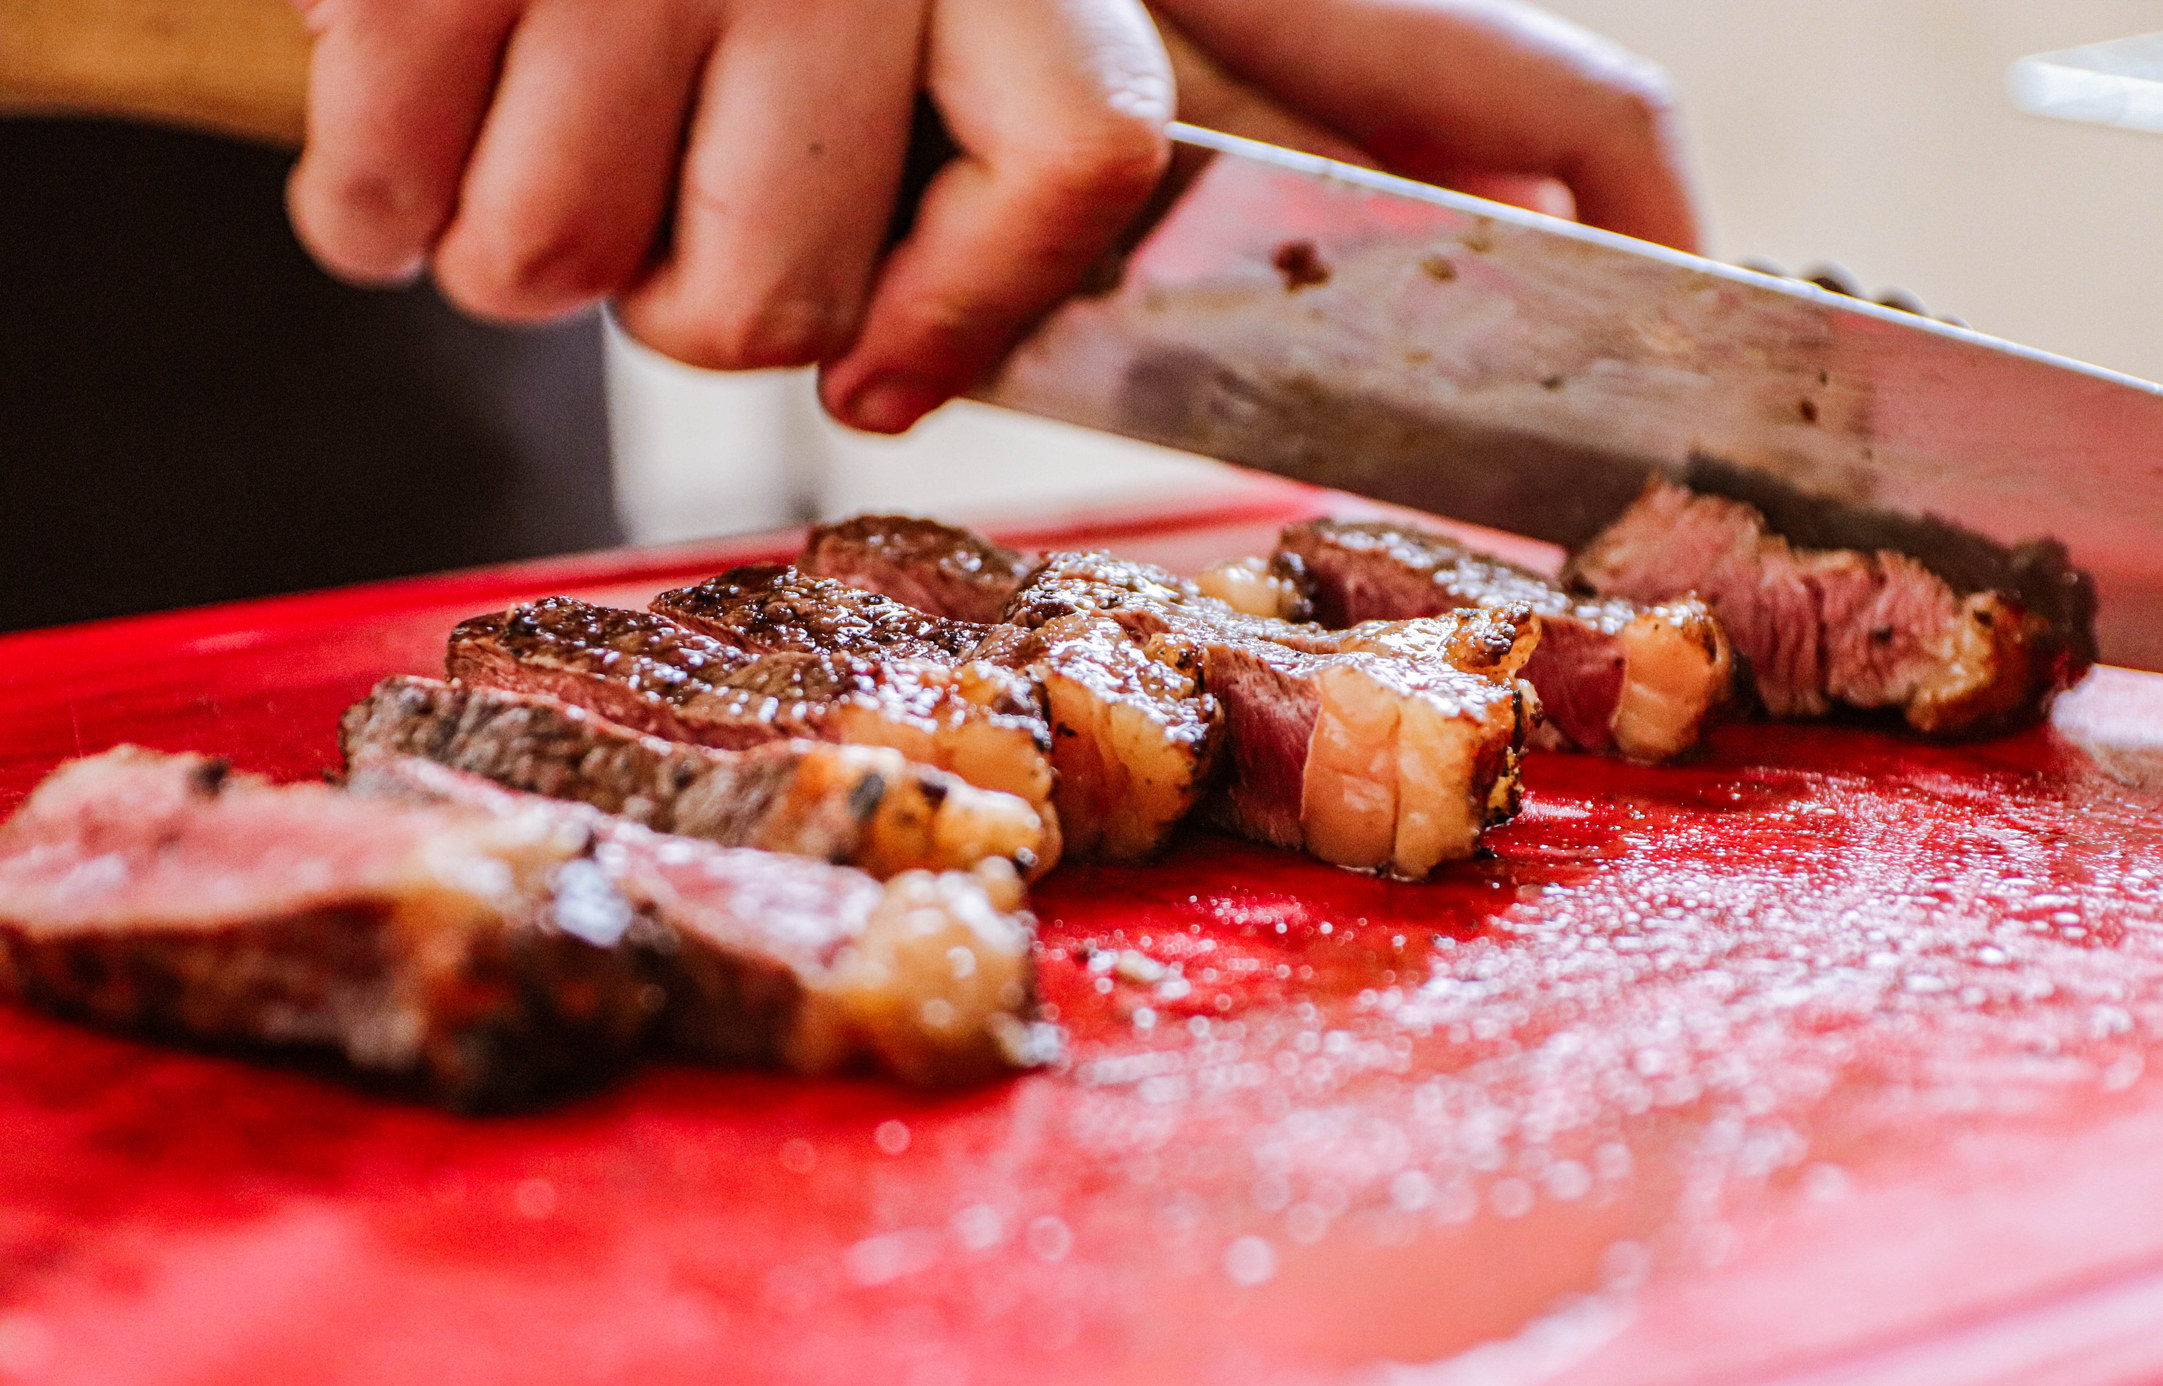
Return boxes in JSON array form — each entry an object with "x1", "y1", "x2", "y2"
[
  {"x1": 1149, "y1": 5, "x2": 1373, "y2": 166},
  {"x1": 1544, "y1": 67, "x2": 1698, "y2": 250},
  {"x1": 288, "y1": 0, "x2": 519, "y2": 285},
  {"x1": 1150, "y1": 0, "x2": 1702, "y2": 250},
  {"x1": 818, "y1": 0, "x2": 1174, "y2": 433},
  {"x1": 1445, "y1": 171, "x2": 1576, "y2": 221},
  {"x1": 612, "y1": 0, "x2": 925, "y2": 371},
  {"x1": 431, "y1": 0, "x2": 712, "y2": 321}
]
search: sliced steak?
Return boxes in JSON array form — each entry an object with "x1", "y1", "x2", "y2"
[
  {"x1": 1280, "y1": 519, "x2": 1734, "y2": 763},
  {"x1": 348, "y1": 755, "x2": 1049, "y2": 1086},
  {"x1": 663, "y1": 560, "x2": 1222, "y2": 864},
  {"x1": 339, "y1": 676, "x2": 1052, "y2": 881},
  {"x1": 447, "y1": 598, "x2": 1058, "y2": 843},
  {"x1": 0, "y1": 747, "x2": 654, "y2": 1109},
  {"x1": 1005, "y1": 554, "x2": 1537, "y2": 879},
  {"x1": 1565, "y1": 481, "x2": 2085, "y2": 736},
  {"x1": 996, "y1": 612, "x2": 1221, "y2": 861},
  {"x1": 800, "y1": 514, "x2": 1033, "y2": 623}
]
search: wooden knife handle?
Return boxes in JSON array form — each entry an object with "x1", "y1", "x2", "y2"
[{"x1": 0, "y1": 0, "x2": 310, "y2": 147}]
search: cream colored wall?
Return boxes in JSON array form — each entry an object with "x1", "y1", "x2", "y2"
[
  {"x1": 609, "y1": 2, "x2": 2163, "y2": 545},
  {"x1": 1541, "y1": 0, "x2": 2163, "y2": 380}
]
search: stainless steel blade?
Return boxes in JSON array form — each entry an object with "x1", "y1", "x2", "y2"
[{"x1": 977, "y1": 124, "x2": 2163, "y2": 670}]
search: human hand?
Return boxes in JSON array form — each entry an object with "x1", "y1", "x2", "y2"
[
  {"x1": 287, "y1": 0, "x2": 1695, "y2": 436},
  {"x1": 1149, "y1": 0, "x2": 1700, "y2": 251},
  {"x1": 285, "y1": 0, "x2": 1173, "y2": 433}
]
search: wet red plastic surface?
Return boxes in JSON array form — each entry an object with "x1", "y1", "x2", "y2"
[{"x1": 4, "y1": 501, "x2": 2163, "y2": 1386}]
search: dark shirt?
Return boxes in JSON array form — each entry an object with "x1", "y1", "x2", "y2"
[{"x1": 1, "y1": 118, "x2": 619, "y2": 632}]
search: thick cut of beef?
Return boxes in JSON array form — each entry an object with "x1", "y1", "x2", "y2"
[
  {"x1": 0, "y1": 747, "x2": 1047, "y2": 1101},
  {"x1": 348, "y1": 755, "x2": 1049, "y2": 1086},
  {"x1": 447, "y1": 598, "x2": 1058, "y2": 844},
  {"x1": 0, "y1": 747, "x2": 653, "y2": 1109},
  {"x1": 1279, "y1": 519, "x2": 1734, "y2": 763},
  {"x1": 339, "y1": 676, "x2": 1052, "y2": 881},
  {"x1": 1004, "y1": 554, "x2": 1537, "y2": 879},
  {"x1": 997, "y1": 612, "x2": 1221, "y2": 861},
  {"x1": 800, "y1": 515, "x2": 1034, "y2": 623},
  {"x1": 663, "y1": 560, "x2": 1221, "y2": 864},
  {"x1": 1565, "y1": 481, "x2": 2087, "y2": 736}
]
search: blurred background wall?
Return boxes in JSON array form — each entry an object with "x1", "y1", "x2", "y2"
[{"x1": 608, "y1": 1, "x2": 2163, "y2": 545}]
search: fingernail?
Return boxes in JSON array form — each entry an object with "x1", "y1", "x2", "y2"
[{"x1": 842, "y1": 375, "x2": 944, "y2": 434}]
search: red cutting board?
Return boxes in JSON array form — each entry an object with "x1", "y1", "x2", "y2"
[{"x1": 4, "y1": 498, "x2": 2163, "y2": 1386}]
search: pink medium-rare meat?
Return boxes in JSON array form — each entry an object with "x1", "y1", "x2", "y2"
[
  {"x1": 1279, "y1": 519, "x2": 1734, "y2": 763},
  {"x1": 0, "y1": 747, "x2": 653, "y2": 1109},
  {"x1": 660, "y1": 559, "x2": 1221, "y2": 864},
  {"x1": 339, "y1": 676, "x2": 1052, "y2": 881},
  {"x1": 1003, "y1": 553, "x2": 1538, "y2": 879},
  {"x1": 1565, "y1": 481, "x2": 2081, "y2": 737},
  {"x1": 346, "y1": 755, "x2": 1050, "y2": 1086},
  {"x1": 447, "y1": 598, "x2": 1058, "y2": 839},
  {"x1": 1202, "y1": 629, "x2": 1528, "y2": 875},
  {"x1": 799, "y1": 515, "x2": 1035, "y2": 623},
  {"x1": 0, "y1": 746, "x2": 1047, "y2": 1098}
]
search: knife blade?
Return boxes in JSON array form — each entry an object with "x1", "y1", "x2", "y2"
[{"x1": 978, "y1": 123, "x2": 2163, "y2": 671}]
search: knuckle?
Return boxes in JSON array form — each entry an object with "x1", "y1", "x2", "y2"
[
  {"x1": 1029, "y1": 107, "x2": 1170, "y2": 211},
  {"x1": 1084, "y1": 128, "x2": 1173, "y2": 205}
]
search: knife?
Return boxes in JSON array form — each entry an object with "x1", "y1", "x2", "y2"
[
  {"x1": 13, "y1": 0, "x2": 2163, "y2": 668},
  {"x1": 978, "y1": 123, "x2": 2163, "y2": 671}
]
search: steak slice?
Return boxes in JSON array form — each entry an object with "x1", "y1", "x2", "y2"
[
  {"x1": 662, "y1": 560, "x2": 1222, "y2": 864},
  {"x1": 1279, "y1": 519, "x2": 1734, "y2": 763},
  {"x1": 997, "y1": 612, "x2": 1221, "y2": 861},
  {"x1": 1565, "y1": 481, "x2": 2087, "y2": 736},
  {"x1": 654, "y1": 563, "x2": 991, "y2": 663},
  {"x1": 0, "y1": 747, "x2": 654, "y2": 1109},
  {"x1": 339, "y1": 676, "x2": 1052, "y2": 881},
  {"x1": 1004, "y1": 554, "x2": 1537, "y2": 879},
  {"x1": 800, "y1": 514, "x2": 1034, "y2": 623},
  {"x1": 447, "y1": 598, "x2": 1058, "y2": 846},
  {"x1": 347, "y1": 756, "x2": 1050, "y2": 1086}
]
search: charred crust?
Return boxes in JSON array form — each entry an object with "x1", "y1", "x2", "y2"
[
  {"x1": 186, "y1": 758, "x2": 232, "y2": 797},
  {"x1": 847, "y1": 771, "x2": 888, "y2": 823},
  {"x1": 1267, "y1": 550, "x2": 1318, "y2": 624}
]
